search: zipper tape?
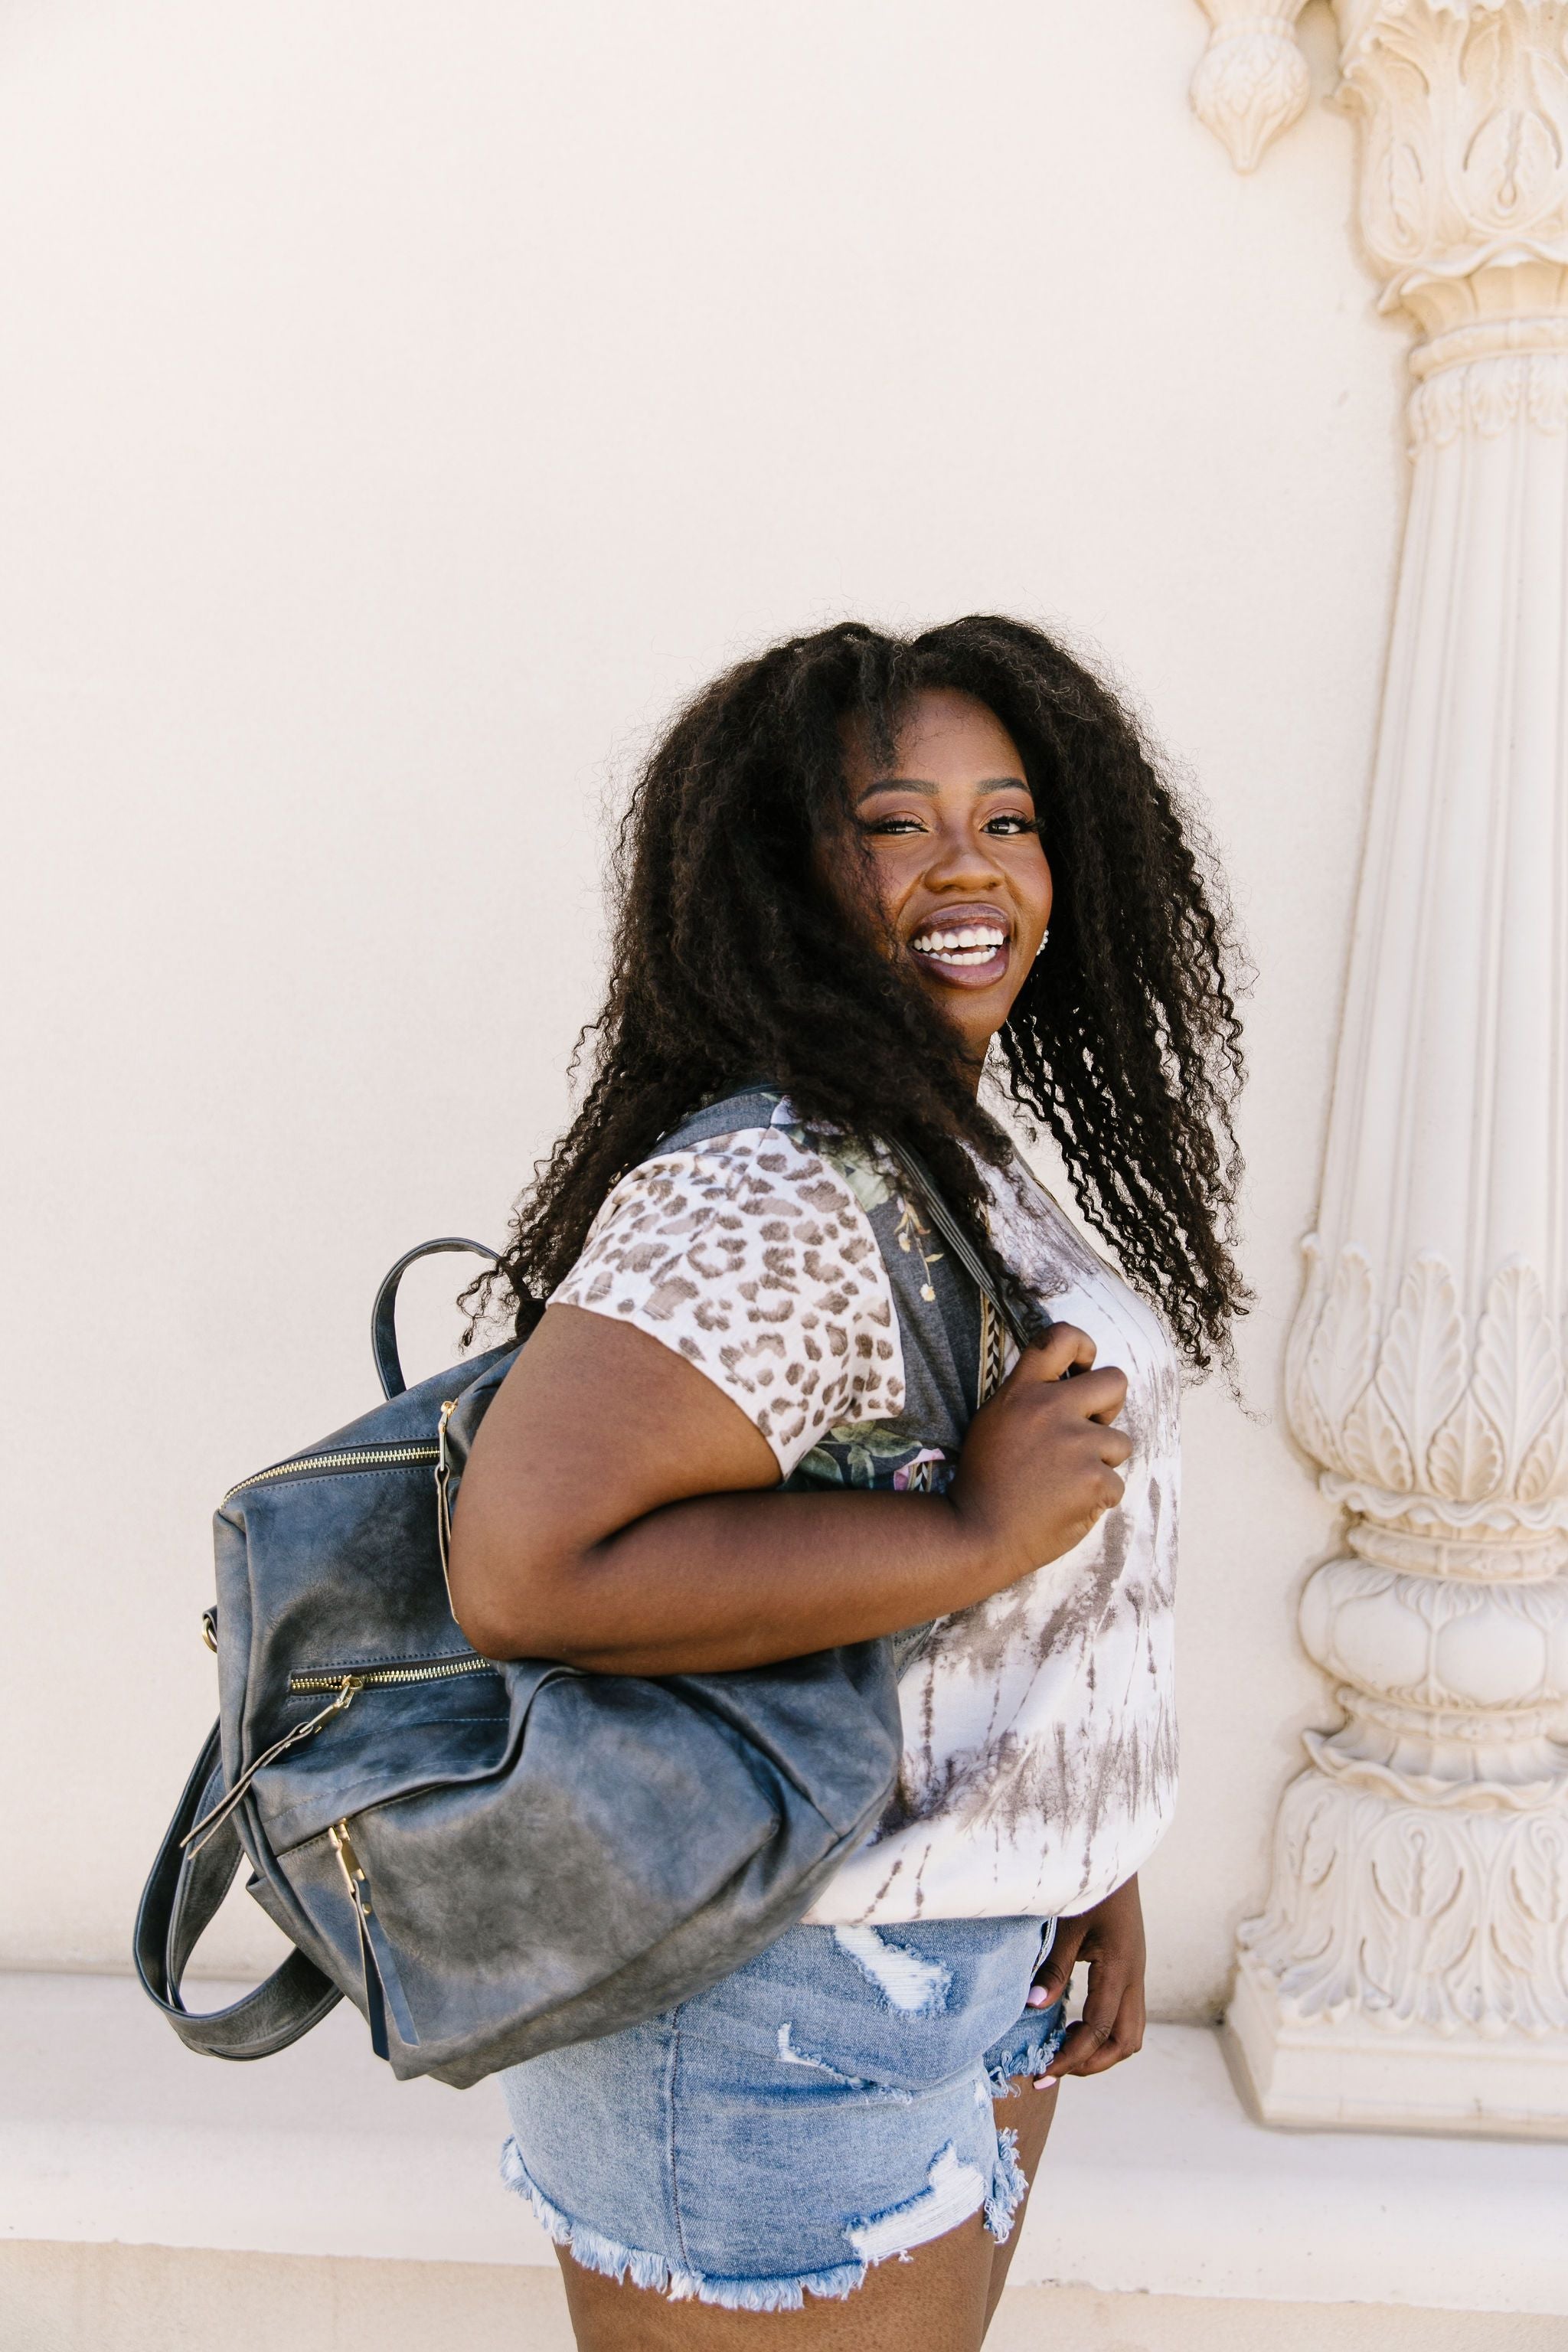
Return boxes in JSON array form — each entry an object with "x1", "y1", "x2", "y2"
[
  {"x1": 289, "y1": 1655, "x2": 498, "y2": 1694},
  {"x1": 223, "y1": 1442, "x2": 439, "y2": 1508},
  {"x1": 182, "y1": 1658, "x2": 500, "y2": 1854}
]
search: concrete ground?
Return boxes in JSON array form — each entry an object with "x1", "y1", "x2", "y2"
[{"x1": 8, "y1": 2243, "x2": 1568, "y2": 2352}]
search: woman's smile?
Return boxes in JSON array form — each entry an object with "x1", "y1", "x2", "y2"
[{"x1": 906, "y1": 898, "x2": 1014, "y2": 988}]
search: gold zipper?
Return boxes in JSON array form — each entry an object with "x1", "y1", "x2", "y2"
[
  {"x1": 329, "y1": 1817, "x2": 371, "y2": 1897},
  {"x1": 289, "y1": 1655, "x2": 498, "y2": 1694},
  {"x1": 179, "y1": 1655, "x2": 497, "y2": 1857},
  {"x1": 223, "y1": 1442, "x2": 439, "y2": 1506}
]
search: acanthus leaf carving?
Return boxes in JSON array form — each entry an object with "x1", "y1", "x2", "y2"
[
  {"x1": 1520, "y1": 1403, "x2": 1568, "y2": 1503},
  {"x1": 1190, "y1": 2, "x2": 1314, "y2": 172},
  {"x1": 1285, "y1": 1241, "x2": 1566, "y2": 1521},
  {"x1": 1507, "y1": 1812, "x2": 1568, "y2": 1966},
  {"x1": 1335, "y1": 0, "x2": 1568, "y2": 315},
  {"x1": 1527, "y1": 350, "x2": 1568, "y2": 430},
  {"x1": 1473, "y1": 1259, "x2": 1565, "y2": 1491},
  {"x1": 1341, "y1": 1374, "x2": 1415, "y2": 1485},
  {"x1": 1409, "y1": 350, "x2": 1568, "y2": 450},
  {"x1": 1239, "y1": 1772, "x2": 1568, "y2": 2034},
  {"x1": 1428, "y1": 1389, "x2": 1508, "y2": 1502},
  {"x1": 1374, "y1": 1251, "x2": 1466, "y2": 1477},
  {"x1": 1301, "y1": 1243, "x2": 1380, "y2": 1472},
  {"x1": 1455, "y1": 5, "x2": 1565, "y2": 227}
]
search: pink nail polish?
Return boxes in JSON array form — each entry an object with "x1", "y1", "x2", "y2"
[
  {"x1": 1025, "y1": 1987, "x2": 1050, "y2": 2007},
  {"x1": 1034, "y1": 2076, "x2": 1058, "y2": 2091}
]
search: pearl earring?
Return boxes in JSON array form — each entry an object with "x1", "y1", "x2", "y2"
[{"x1": 1034, "y1": 929, "x2": 1050, "y2": 959}]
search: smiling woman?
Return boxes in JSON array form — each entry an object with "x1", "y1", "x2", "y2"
[
  {"x1": 840, "y1": 688, "x2": 1054, "y2": 1045},
  {"x1": 446, "y1": 617, "x2": 1247, "y2": 2349}
]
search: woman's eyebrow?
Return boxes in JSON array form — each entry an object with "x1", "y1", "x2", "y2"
[{"x1": 854, "y1": 775, "x2": 1029, "y2": 805}]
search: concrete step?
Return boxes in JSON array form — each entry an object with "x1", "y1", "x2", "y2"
[
  {"x1": 3, "y1": 1971, "x2": 1565, "y2": 2344},
  {"x1": 8, "y1": 2243, "x2": 1568, "y2": 2352}
]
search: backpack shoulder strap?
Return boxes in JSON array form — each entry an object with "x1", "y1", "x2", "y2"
[
  {"x1": 655, "y1": 1086, "x2": 788, "y2": 1158},
  {"x1": 885, "y1": 1141, "x2": 1034, "y2": 1350},
  {"x1": 133, "y1": 1723, "x2": 341, "y2": 2061}
]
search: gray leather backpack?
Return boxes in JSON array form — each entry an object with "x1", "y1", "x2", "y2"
[{"x1": 135, "y1": 1096, "x2": 1023, "y2": 2089}]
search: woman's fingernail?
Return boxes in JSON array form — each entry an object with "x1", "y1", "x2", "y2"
[
  {"x1": 1026, "y1": 1987, "x2": 1050, "y2": 2007},
  {"x1": 1034, "y1": 2075, "x2": 1058, "y2": 2092}
]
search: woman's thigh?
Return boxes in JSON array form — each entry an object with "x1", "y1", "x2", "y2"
[
  {"x1": 555, "y1": 2213, "x2": 998, "y2": 2350},
  {"x1": 983, "y1": 2076, "x2": 1060, "y2": 2328}
]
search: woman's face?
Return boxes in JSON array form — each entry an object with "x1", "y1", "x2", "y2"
[{"x1": 837, "y1": 688, "x2": 1053, "y2": 1071}]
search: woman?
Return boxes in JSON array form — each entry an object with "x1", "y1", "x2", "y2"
[{"x1": 449, "y1": 616, "x2": 1246, "y2": 2348}]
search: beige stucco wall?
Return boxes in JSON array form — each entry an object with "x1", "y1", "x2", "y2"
[{"x1": 0, "y1": 0, "x2": 1403, "y2": 2017}]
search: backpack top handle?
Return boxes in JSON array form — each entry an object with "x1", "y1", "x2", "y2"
[{"x1": 371, "y1": 1237, "x2": 500, "y2": 1400}]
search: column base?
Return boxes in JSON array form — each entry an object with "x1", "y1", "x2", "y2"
[{"x1": 1226, "y1": 1951, "x2": 1568, "y2": 2139}]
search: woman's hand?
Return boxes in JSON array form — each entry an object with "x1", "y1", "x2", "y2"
[
  {"x1": 1027, "y1": 1873, "x2": 1146, "y2": 2086},
  {"x1": 950, "y1": 1322, "x2": 1131, "y2": 1579},
  {"x1": 450, "y1": 1309, "x2": 1132, "y2": 1676}
]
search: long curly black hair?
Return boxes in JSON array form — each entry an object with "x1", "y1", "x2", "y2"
[{"x1": 478, "y1": 616, "x2": 1248, "y2": 1374}]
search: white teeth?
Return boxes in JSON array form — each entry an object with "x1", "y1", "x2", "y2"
[{"x1": 910, "y1": 924, "x2": 1007, "y2": 965}]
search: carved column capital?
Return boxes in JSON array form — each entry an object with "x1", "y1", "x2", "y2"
[
  {"x1": 1333, "y1": 0, "x2": 1568, "y2": 332},
  {"x1": 1287, "y1": 1243, "x2": 1568, "y2": 1576},
  {"x1": 1191, "y1": 2, "x2": 1315, "y2": 170}
]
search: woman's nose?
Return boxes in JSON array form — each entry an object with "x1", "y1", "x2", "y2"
[{"x1": 923, "y1": 822, "x2": 1004, "y2": 887}]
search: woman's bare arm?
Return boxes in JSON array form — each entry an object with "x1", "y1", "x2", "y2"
[{"x1": 447, "y1": 1303, "x2": 1129, "y2": 1674}]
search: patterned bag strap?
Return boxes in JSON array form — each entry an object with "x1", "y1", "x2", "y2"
[{"x1": 884, "y1": 1140, "x2": 1040, "y2": 1366}]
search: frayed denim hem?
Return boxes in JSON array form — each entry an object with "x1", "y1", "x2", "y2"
[
  {"x1": 985, "y1": 2020, "x2": 1065, "y2": 2099},
  {"x1": 985, "y1": 2125, "x2": 1027, "y2": 2245},
  {"x1": 501, "y1": 2137, "x2": 870, "y2": 2312}
]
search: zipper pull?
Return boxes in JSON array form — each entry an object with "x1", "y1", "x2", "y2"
[
  {"x1": 435, "y1": 1399, "x2": 459, "y2": 1606},
  {"x1": 328, "y1": 1818, "x2": 366, "y2": 1883},
  {"x1": 329, "y1": 1818, "x2": 418, "y2": 2059},
  {"x1": 179, "y1": 1677, "x2": 363, "y2": 1857}
]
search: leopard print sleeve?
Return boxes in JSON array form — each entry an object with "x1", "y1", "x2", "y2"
[{"x1": 549, "y1": 1125, "x2": 905, "y2": 1474}]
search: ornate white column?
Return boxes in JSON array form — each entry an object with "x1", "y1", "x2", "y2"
[{"x1": 1194, "y1": 0, "x2": 1568, "y2": 2134}]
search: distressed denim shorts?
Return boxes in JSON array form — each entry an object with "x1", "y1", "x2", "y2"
[{"x1": 499, "y1": 1914, "x2": 1063, "y2": 2313}]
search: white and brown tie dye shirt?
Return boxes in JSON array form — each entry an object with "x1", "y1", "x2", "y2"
[{"x1": 552, "y1": 1096, "x2": 1181, "y2": 1926}]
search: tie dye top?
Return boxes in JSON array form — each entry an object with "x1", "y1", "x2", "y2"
[{"x1": 550, "y1": 1089, "x2": 1181, "y2": 1926}]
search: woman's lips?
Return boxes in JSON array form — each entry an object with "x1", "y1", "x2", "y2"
[{"x1": 906, "y1": 907, "x2": 1012, "y2": 989}]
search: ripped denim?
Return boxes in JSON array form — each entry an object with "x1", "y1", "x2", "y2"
[{"x1": 499, "y1": 1915, "x2": 1064, "y2": 2314}]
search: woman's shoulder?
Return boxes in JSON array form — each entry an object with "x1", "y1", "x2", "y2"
[
  {"x1": 548, "y1": 1094, "x2": 904, "y2": 1472},
  {"x1": 563, "y1": 1108, "x2": 875, "y2": 1278}
]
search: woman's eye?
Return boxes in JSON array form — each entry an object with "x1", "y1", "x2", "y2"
[
  {"x1": 864, "y1": 815, "x2": 926, "y2": 837},
  {"x1": 985, "y1": 813, "x2": 1039, "y2": 836}
]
